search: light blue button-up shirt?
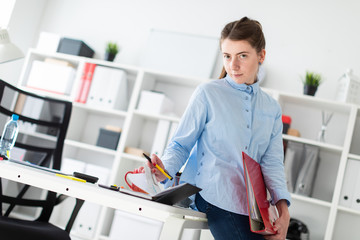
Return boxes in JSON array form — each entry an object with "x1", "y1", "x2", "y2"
[{"x1": 161, "y1": 75, "x2": 291, "y2": 215}]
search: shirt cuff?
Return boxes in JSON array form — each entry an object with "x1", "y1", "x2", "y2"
[{"x1": 271, "y1": 189, "x2": 291, "y2": 207}]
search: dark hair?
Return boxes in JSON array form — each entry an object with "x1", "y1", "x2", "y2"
[{"x1": 219, "y1": 17, "x2": 266, "y2": 78}]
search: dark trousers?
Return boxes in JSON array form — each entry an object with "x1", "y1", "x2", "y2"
[{"x1": 195, "y1": 193, "x2": 265, "y2": 240}]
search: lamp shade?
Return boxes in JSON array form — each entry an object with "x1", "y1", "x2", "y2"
[{"x1": 0, "y1": 28, "x2": 24, "y2": 64}]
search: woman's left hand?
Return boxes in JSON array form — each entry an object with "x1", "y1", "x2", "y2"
[{"x1": 264, "y1": 199, "x2": 290, "y2": 240}]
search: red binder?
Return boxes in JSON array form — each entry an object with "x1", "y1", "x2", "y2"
[
  {"x1": 242, "y1": 152, "x2": 279, "y2": 235},
  {"x1": 76, "y1": 62, "x2": 96, "y2": 103},
  {"x1": 74, "y1": 62, "x2": 90, "y2": 102}
]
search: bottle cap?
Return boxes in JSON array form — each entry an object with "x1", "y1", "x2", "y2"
[{"x1": 12, "y1": 114, "x2": 19, "y2": 121}]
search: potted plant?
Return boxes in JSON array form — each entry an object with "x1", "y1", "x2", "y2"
[
  {"x1": 105, "y1": 42, "x2": 119, "y2": 62},
  {"x1": 302, "y1": 71, "x2": 322, "y2": 96}
]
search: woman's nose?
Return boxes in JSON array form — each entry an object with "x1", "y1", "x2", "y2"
[{"x1": 230, "y1": 58, "x2": 240, "y2": 70}]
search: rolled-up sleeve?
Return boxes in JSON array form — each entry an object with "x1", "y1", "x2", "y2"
[
  {"x1": 161, "y1": 85, "x2": 208, "y2": 178},
  {"x1": 260, "y1": 104, "x2": 291, "y2": 206}
]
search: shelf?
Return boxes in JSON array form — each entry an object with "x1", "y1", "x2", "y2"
[
  {"x1": 65, "y1": 139, "x2": 117, "y2": 156},
  {"x1": 133, "y1": 110, "x2": 180, "y2": 122},
  {"x1": 5, "y1": 211, "x2": 37, "y2": 221},
  {"x1": 291, "y1": 193, "x2": 332, "y2": 208},
  {"x1": 278, "y1": 91, "x2": 352, "y2": 114},
  {"x1": 283, "y1": 134, "x2": 343, "y2": 153},
  {"x1": 18, "y1": 86, "x2": 72, "y2": 101},
  {"x1": 19, "y1": 129, "x2": 57, "y2": 142},
  {"x1": 337, "y1": 205, "x2": 360, "y2": 216},
  {"x1": 348, "y1": 153, "x2": 360, "y2": 161},
  {"x1": 73, "y1": 102, "x2": 128, "y2": 118}
]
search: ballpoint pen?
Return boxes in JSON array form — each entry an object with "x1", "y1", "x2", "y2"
[{"x1": 143, "y1": 153, "x2": 173, "y2": 180}]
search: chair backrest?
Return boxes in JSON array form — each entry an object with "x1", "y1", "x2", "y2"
[{"x1": 0, "y1": 79, "x2": 72, "y2": 222}]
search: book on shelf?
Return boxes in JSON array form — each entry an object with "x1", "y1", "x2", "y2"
[
  {"x1": 14, "y1": 93, "x2": 27, "y2": 114},
  {"x1": 18, "y1": 96, "x2": 44, "y2": 132},
  {"x1": 26, "y1": 59, "x2": 76, "y2": 95},
  {"x1": 75, "y1": 62, "x2": 97, "y2": 103}
]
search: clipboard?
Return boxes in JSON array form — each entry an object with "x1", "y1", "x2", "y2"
[
  {"x1": 242, "y1": 152, "x2": 279, "y2": 235},
  {"x1": 120, "y1": 182, "x2": 201, "y2": 205}
]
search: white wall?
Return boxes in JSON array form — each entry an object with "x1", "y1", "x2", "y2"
[{"x1": 5, "y1": 0, "x2": 360, "y2": 100}]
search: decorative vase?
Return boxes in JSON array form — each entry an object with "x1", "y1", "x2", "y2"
[
  {"x1": 105, "y1": 52, "x2": 116, "y2": 62},
  {"x1": 303, "y1": 85, "x2": 318, "y2": 96}
]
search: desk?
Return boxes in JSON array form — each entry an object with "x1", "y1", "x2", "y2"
[{"x1": 0, "y1": 160, "x2": 208, "y2": 240}]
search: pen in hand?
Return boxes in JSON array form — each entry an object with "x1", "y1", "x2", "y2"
[{"x1": 143, "y1": 153, "x2": 173, "y2": 180}]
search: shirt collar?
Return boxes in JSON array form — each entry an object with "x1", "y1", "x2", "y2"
[{"x1": 225, "y1": 75, "x2": 259, "y2": 95}]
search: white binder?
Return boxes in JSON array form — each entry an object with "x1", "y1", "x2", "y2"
[
  {"x1": 339, "y1": 159, "x2": 360, "y2": 208},
  {"x1": 86, "y1": 66, "x2": 128, "y2": 110},
  {"x1": 284, "y1": 141, "x2": 304, "y2": 193},
  {"x1": 18, "y1": 96, "x2": 44, "y2": 132},
  {"x1": 349, "y1": 160, "x2": 360, "y2": 210},
  {"x1": 151, "y1": 120, "x2": 171, "y2": 157}
]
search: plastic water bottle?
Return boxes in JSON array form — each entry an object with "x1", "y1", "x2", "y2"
[{"x1": 0, "y1": 114, "x2": 19, "y2": 159}]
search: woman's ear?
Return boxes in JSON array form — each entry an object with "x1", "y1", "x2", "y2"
[{"x1": 258, "y1": 49, "x2": 266, "y2": 64}]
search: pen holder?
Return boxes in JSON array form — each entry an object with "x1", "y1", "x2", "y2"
[{"x1": 124, "y1": 171, "x2": 148, "y2": 194}]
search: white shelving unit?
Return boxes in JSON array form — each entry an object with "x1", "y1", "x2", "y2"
[{"x1": 16, "y1": 49, "x2": 360, "y2": 240}]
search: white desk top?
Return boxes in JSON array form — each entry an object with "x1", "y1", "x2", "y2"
[{"x1": 0, "y1": 160, "x2": 207, "y2": 223}]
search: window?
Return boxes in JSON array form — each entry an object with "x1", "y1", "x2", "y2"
[{"x1": 0, "y1": 0, "x2": 16, "y2": 28}]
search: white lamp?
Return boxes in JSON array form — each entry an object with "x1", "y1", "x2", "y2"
[{"x1": 0, "y1": 28, "x2": 24, "y2": 63}]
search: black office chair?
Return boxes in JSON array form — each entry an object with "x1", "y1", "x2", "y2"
[{"x1": 0, "y1": 79, "x2": 83, "y2": 240}]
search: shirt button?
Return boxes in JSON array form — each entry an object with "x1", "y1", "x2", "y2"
[
  {"x1": 247, "y1": 124, "x2": 250, "y2": 128},
  {"x1": 200, "y1": 162, "x2": 203, "y2": 166},
  {"x1": 245, "y1": 146, "x2": 248, "y2": 150},
  {"x1": 202, "y1": 152, "x2": 204, "y2": 156},
  {"x1": 197, "y1": 172, "x2": 200, "y2": 175},
  {"x1": 245, "y1": 96, "x2": 249, "y2": 100},
  {"x1": 246, "y1": 109, "x2": 249, "y2": 112}
]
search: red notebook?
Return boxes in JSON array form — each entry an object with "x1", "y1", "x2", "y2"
[{"x1": 242, "y1": 152, "x2": 279, "y2": 235}]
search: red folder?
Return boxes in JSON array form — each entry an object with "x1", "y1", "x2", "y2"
[
  {"x1": 242, "y1": 152, "x2": 279, "y2": 235},
  {"x1": 77, "y1": 62, "x2": 97, "y2": 103},
  {"x1": 74, "y1": 62, "x2": 90, "y2": 102}
]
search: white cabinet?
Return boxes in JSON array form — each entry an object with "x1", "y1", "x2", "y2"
[
  {"x1": 268, "y1": 90, "x2": 360, "y2": 240},
  {"x1": 17, "y1": 49, "x2": 360, "y2": 240}
]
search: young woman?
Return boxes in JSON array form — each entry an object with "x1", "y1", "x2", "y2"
[{"x1": 138, "y1": 17, "x2": 291, "y2": 240}]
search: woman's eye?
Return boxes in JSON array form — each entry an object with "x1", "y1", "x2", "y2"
[{"x1": 223, "y1": 55, "x2": 231, "y2": 60}]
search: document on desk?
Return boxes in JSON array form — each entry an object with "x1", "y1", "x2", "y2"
[{"x1": 122, "y1": 165, "x2": 201, "y2": 205}]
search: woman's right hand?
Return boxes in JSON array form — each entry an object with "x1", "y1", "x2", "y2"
[
  {"x1": 148, "y1": 154, "x2": 167, "y2": 182},
  {"x1": 133, "y1": 154, "x2": 167, "y2": 182}
]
